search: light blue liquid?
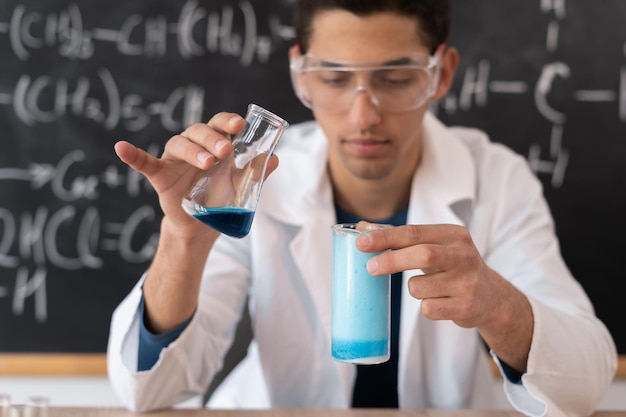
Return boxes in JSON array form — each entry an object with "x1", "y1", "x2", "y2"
[
  {"x1": 332, "y1": 339, "x2": 389, "y2": 364},
  {"x1": 332, "y1": 225, "x2": 390, "y2": 364}
]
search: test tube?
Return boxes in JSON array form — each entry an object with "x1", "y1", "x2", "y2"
[
  {"x1": 0, "y1": 394, "x2": 10, "y2": 417},
  {"x1": 26, "y1": 396, "x2": 49, "y2": 417}
]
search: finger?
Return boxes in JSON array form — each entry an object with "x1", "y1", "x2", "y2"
[
  {"x1": 356, "y1": 223, "x2": 466, "y2": 253},
  {"x1": 238, "y1": 153, "x2": 280, "y2": 185},
  {"x1": 407, "y1": 271, "x2": 453, "y2": 300},
  {"x1": 365, "y1": 243, "x2": 449, "y2": 276},
  {"x1": 264, "y1": 154, "x2": 279, "y2": 179},
  {"x1": 406, "y1": 268, "x2": 478, "y2": 315},
  {"x1": 175, "y1": 112, "x2": 245, "y2": 166},
  {"x1": 406, "y1": 273, "x2": 462, "y2": 322},
  {"x1": 178, "y1": 121, "x2": 235, "y2": 163},
  {"x1": 355, "y1": 221, "x2": 392, "y2": 233},
  {"x1": 206, "y1": 111, "x2": 247, "y2": 138},
  {"x1": 162, "y1": 133, "x2": 223, "y2": 170},
  {"x1": 420, "y1": 296, "x2": 468, "y2": 322},
  {"x1": 114, "y1": 141, "x2": 162, "y2": 178},
  {"x1": 415, "y1": 278, "x2": 478, "y2": 326}
]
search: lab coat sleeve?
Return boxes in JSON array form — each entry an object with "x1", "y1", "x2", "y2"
[
  {"x1": 499, "y1": 296, "x2": 617, "y2": 417},
  {"x1": 477, "y1": 144, "x2": 618, "y2": 417},
  {"x1": 106, "y1": 280, "x2": 213, "y2": 411},
  {"x1": 106, "y1": 236, "x2": 252, "y2": 412}
]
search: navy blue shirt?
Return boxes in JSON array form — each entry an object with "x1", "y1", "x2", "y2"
[{"x1": 137, "y1": 296, "x2": 191, "y2": 371}]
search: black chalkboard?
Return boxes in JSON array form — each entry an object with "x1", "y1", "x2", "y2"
[
  {"x1": 0, "y1": 0, "x2": 310, "y2": 353},
  {"x1": 0, "y1": 0, "x2": 624, "y2": 356}
]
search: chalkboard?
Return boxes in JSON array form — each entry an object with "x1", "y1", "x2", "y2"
[
  {"x1": 0, "y1": 0, "x2": 310, "y2": 353},
  {"x1": 0, "y1": 0, "x2": 624, "y2": 361}
]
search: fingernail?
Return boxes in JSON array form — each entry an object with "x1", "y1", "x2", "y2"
[
  {"x1": 367, "y1": 258, "x2": 378, "y2": 274},
  {"x1": 357, "y1": 234, "x2": 371, "y2": 247},
  {"x1": 215, "y1": 139, "x2": 230, "y2": 152},
  {"x1": 197, "y1": 152, "x2": 212, "y2": 164}
]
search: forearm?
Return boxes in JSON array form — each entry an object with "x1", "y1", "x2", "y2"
[
  {"x1": 142, "y1": 216, "x2": 219, "y2": 333},
  {"x1": 478, "y1": 273, "x2": 534, "y2": 373}
]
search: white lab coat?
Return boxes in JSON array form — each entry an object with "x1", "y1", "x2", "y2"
[{"x1": 107, "y1": 112, "x2": 617, "y2": 417}]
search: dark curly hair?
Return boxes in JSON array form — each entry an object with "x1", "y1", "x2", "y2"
[{"x1": 292, "y1": 0, "x2": 451, "y2": 54}]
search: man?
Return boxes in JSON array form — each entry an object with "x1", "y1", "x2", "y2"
[{"x1": 107, "y1": 0, "x2": 617, "y2": 415}]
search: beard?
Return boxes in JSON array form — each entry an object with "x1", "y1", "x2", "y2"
[{"x1": 340, "y1": 153, "x2": 397, "y2": 181}]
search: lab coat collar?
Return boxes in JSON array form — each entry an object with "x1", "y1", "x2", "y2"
[
  {"x1": 261, "y1": 112, "x2": 476, "y2": 227},
  {"x1": 411, "y1": 111, "x2": 476, "y2": 224},
  {"x1": 260, "y1": 120, "x2": 332, "y2": 227}
]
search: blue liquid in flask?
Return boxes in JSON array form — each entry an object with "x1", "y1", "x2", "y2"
[{"x1": 193, "y1": 207, "x2": 255, "y2": 238}]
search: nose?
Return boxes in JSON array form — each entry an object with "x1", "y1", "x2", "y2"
[{"x1": 347, "y1": 86, "x2": 381, "y2": 129}]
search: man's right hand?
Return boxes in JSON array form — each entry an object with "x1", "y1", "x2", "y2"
[
  {"x1": 114, "y1": 112, "x2": 246, "y2": 238},
  {"x1": 113, "y1": 111, "x2": 278, "y2": 333}
]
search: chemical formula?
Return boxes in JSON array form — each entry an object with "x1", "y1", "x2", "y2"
[{"x1": 437, "y1": 0, "x2": 626, "y2": 188}]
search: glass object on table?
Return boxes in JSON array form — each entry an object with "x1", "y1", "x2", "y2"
[
  {"x1": 26, "y1": 396, "x2": 49, "y2": 417},
  {"x1": 0, "y1": 394, "x2": 10, "y2": 417}
]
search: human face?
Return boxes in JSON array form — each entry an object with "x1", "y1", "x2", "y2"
[{"x1": 306, "y1": 10, "x2": 436, "y2": 183}]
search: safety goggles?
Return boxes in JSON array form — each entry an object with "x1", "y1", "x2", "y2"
[{"x1": 289, "y1": 50, "x2": 442, "y2": 114}]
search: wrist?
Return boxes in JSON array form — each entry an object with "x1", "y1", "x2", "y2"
[{"x1": 160, "y1": 214, "x2": 220, "y2": 246}]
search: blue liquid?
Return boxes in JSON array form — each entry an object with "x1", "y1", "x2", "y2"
[
  {"x1": 332, "y1": 339, "x2": 389, "y2": 363},
  {"x1": 193, "y1": 207, "x2": 255, "y2": 238}
]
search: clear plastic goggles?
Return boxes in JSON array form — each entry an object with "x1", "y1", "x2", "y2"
[{"x1": 290, "y1": 51, "x2": 442, "y2": 114}]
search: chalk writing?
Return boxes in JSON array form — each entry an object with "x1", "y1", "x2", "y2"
[
  {"x1": 437, "y1": 0, "x2": 625, "y2": 188},
  {"x1": 4, "y1": 0, "x2": 304, "y2": 328},
  {"x1": 0, "y1": 1, "x2": 294, "y2": 64},
  {"x1": 1, "y1": 0, "x2": 624, "y2": 355},
  {"x1": 0, "y1": 141, "x2": 163, "y2": 321},
  {"x1": 0, "y1": 148, "x2": 160, "y2": 309},
  {"x1": 4, "y1": 68, "x2": 205, "y2": 131}
]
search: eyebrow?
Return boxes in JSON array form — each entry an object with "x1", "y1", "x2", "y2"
[
  {"x1": 317, "y1": 56, "x2": 427, "y2": 69},
  {"x1": 381, "y1": 57, "x2": 414, "y2": 65},
  {"x1": 317, "y1": 56, "x2": 422, "y2": 69}
]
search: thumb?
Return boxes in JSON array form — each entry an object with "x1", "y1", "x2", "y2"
[{"x1": 264, "y1": 154, "x2": 279, "y2": 180}]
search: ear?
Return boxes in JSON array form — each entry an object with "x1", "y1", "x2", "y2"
[
  {"x1": 288, "y1": 43, "x2": 302, "y2": 60},
  {"x1": 433, "y1": 45, "x2": 459, "y2": 100}
]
